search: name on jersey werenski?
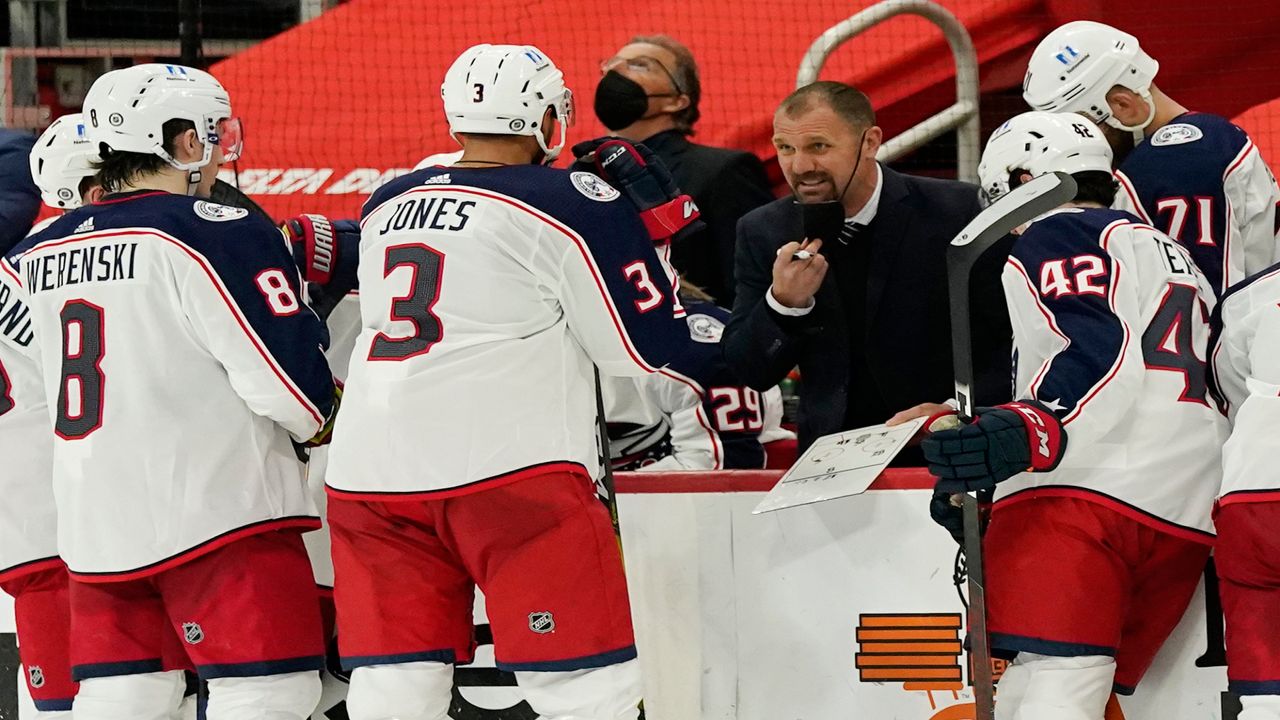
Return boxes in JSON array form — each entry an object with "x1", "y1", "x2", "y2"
[
  {"x1": 0, "y1": 280, "x2": 33, "y2": 346},
  {"x1": 375, "y1": 195, "x2": 477, "y2": 235},
  {"x1": 24, "y1": 240, "x2": 140, "y2": 294}
]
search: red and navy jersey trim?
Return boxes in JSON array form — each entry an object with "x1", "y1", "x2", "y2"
[
  {"x1": 68, "y1": 516, "x2": 321, "y2": 583},
  {"x1": 996, "y1": 485, "x2": 1214, "y2": 545}
]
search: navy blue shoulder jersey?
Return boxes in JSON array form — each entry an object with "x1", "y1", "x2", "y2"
[{"x1": 1115, "y1": 112, "x2": 1280, "y2": 295}]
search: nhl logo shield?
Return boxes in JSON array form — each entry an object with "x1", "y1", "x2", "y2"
[
  {"x1": 182, "y1": 622, "x2": 205, "y2": 645},
  {"x1": 528, "y1": 611, "x2": 555, "y2": 634},
  {"x1": 28, "y1": 665, "x2": 44, "y2": 688}
]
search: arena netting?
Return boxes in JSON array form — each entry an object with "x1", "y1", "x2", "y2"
[{"x1": 11, "y1": 0, "x2": 1280, "y2": 220}]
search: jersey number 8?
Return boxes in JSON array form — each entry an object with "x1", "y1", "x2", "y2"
[{"x1": 57, "y1": 300, "x2": 106, "y2": 439}]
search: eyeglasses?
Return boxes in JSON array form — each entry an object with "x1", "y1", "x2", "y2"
[{"x1": 600, "y1": 55, "x2": 685, "y2": 95}]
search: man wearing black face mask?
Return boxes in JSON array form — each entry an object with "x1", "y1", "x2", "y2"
[
  {"x1": 594, "y1": 34, "x2": 773, "y2": 306},
  {"x1": 723, "y1": 81, "x2": 1013, "y2": 459}
]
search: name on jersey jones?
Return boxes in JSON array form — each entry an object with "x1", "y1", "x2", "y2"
[
  {"x1": 25, "y1": 241, "x2": 140, "y2": 294},
  {"x1": 377, "y1": 196, "x2": 477, "y2": 235}
]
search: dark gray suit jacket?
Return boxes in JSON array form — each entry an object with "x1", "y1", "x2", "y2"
[{"x1": 723, "y1": 164, "x2": 1013, "y2": 450}]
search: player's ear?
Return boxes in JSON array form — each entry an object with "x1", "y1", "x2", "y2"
[
  {"x1": 172, "y1": 128, "x2": 202, "y2": 163},
  {"x1": 1105, "y1": 86, "x2": 1142, "y2": 125}
]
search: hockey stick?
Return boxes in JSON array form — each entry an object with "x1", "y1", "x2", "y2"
[
  {"x1": 938, "y1": 171, "x2": 1077, "y2": 720},
  {"x1": 592, "y1": 367, "x2": 622, "y2": 538}
]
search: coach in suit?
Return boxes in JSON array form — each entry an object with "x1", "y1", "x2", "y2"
[
  {"x1": 723, "y1": 82, "x2": 1012, "y2": 455},
  {"x1": 595, "y1": 35, "x2": 774, "y2": 305}
]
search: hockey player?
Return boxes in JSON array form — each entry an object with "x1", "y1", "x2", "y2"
[
  {"x1": 322, "y1": 44, "x2": 689, "y2": 720},
  {"x1": 923, "y1": 111, "x2": 1225, "y2": 719},
  {"x1": 604, "y1": 285, "x2": 774, "y2": 471},
  {"x1": 1024, "y1": 20, "x2": 1280, "y2": 295},
  {"x1": 0, "y1": 113, "x2": 101, "y2": 718},
  {"x1": 1209, "y1": 266, "x2": 1280, "y2": 719},
  {"x1": 11, "y1": 64, "x2": 335, "y2": 720}
]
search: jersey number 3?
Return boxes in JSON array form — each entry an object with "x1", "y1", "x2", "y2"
[
  {"x1": 370, "y1": 244, "x2": 445, "y2": 361},
  {"x1": 57, "y1": 300, "x2": 106, "y2": 439}
]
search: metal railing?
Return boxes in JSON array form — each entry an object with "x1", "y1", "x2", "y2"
[{"x1": 796, "y1": 0, "x2": 980, "y2": 181}]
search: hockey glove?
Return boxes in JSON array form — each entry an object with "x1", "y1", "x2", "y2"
[
  {"x1": 280, "y1": 214, "x2": 361, "y2": 288},
  {"x1": 928, "y1": 489, "x2": 993, "y2": 545},
  {"x1": 922, "y1": 400, "x2": 1067, "y2": 494},
  {"x1": 304, "y1": 381, "x2": 343, "y2": 448},
  {"x1": 570, "y1": 137, "x2": 704, "y2": 243}
]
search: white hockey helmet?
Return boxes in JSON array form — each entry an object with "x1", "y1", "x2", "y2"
[
  {"x1": 1023, "y1": 21, "x2": 1160, "y2": 134},
  {"x1": 441, "y1": 44, "x2": 573, "y2": 161},
  {"x1": 30, "y1": 113, "x2": 100, "y2": 209},
  {"x1": 978, "y1": 111, "x2": 1113, "y2": 204},
  {"x1": 82, "y1": 63, "x2": 243, "y2": 173}
]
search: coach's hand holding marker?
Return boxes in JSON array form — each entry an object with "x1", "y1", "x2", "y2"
[{"x1": 769, "y1": 238, "x2": 827, "y2": 312}]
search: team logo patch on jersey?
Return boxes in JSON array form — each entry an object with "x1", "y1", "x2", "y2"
[
  {"x1": 193, "y1": 201, "x2": 249, "y2": 223},
  {"x1": 1151, "y1": 123, "x2": 1203, "y2": 147},
  {"x1": 28, "y1": 665, "x2": 44, "y2": 688},
  {"x1": 570, "y1": 172, "x2": 620, "y2": 202},
  {"x1": 687, "y1": 313, "x2": 725, "y2": 343},
  {"x1": 528, "y1": 611, "x2": 556, "y2": 634},
  {"x1": 182, "y1": 622, "x2": 205, "y2": 644}
]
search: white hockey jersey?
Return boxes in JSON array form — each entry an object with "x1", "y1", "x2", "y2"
[
  {"x1": 1210, "y1": 264, "x2": 1280, "y2": 504},
  {"x1": 998, "y1": 207, "x2": 1226, "y2": 541},
  {"x1": 12, "y1": 192, "x2": 335, "y2": 580},
  {"x1": 1112, "y1": 112, "x2": 1280, "y2": 295},
  {"x1": 0, "y1": 260, "x2": 58, "y2": 583},
  {"x1": 325, "y1": 165, "x2": 689, "y2": 498}
]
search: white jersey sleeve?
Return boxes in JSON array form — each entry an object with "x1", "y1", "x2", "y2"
[
  {"x1": 0, "y1": 260, "x2": 58, "y2": 581},
  {"x1": 1224, "y1": 147, "x2": 1280, "y2": 283},
  {"x1": 1211, "y1": 265, "x2": 1280, "y2": 502}
]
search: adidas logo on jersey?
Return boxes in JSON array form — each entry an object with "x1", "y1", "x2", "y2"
[
  {"x1": 423, "y1": 174, "x2": 451, "y2": 185},
  {"x1": 74, "y1": 217, "x2": 95, "y2": 234}
]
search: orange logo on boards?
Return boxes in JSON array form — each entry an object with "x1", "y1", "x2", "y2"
[{"x1": 854, "y1": 613, "x2": 1126, "y2": 719}]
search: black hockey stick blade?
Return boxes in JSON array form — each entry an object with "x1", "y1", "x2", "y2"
[{"x1": 947, "y1": 171, "x2": 1076, "y2": 419}]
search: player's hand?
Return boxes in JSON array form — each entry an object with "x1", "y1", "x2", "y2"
[
  {"x1": 281, "y1": 214, "x2": 360, "y2": 286},
  {"x1": 570, "y1": 136, "x2": 704, "y2": 243},
  {"x1": 304, "y1": 381, "x2": 343, "y2": 448},
  {"x1": 928, "y1": 489, "x2": 993, "y2": 545},
  {"x1": 929, "y1": 490, "x2": 966, "y2": 544},
  {"x1": 887, "y1": 401, "x2": 955, "y2": 445},
  {"x1": 771, "y1": 239, "x2": 827, "y2": 309},
  {"x1": 922, "y1": 400, "x2": 1067, "y2": 494}
]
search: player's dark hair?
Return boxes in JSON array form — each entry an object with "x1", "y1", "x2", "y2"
[
  {"x1": 778, "y1": 81, "x2": 876, "y2": 131},
  {"x1": 1007, "y1": 169, "x2": 1118, "y2": 207},
  {"x1": 1070, "y1": 170, "x2": 1119, "y2": 207},
  {"x1": 630, "y1": 34, "x2": 701, "y2": 135},
  {"x1": 93, "y1": 119, "x2": 197, "y2": 193}
]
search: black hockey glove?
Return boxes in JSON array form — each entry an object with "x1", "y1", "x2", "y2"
[
  {"x1": 923, "y1": 400, "x2": 1066, "y2": 494},
  {"x1": 570, "y1": 136, "x2": 704, "y2": 243},
  {"x1": 928, "y1": 489, "x2": 993, "y2": 545}
]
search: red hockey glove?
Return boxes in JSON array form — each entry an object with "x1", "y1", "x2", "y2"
[{"x1": 280, "y1": 213, "x2": 342, "y2": 285}]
